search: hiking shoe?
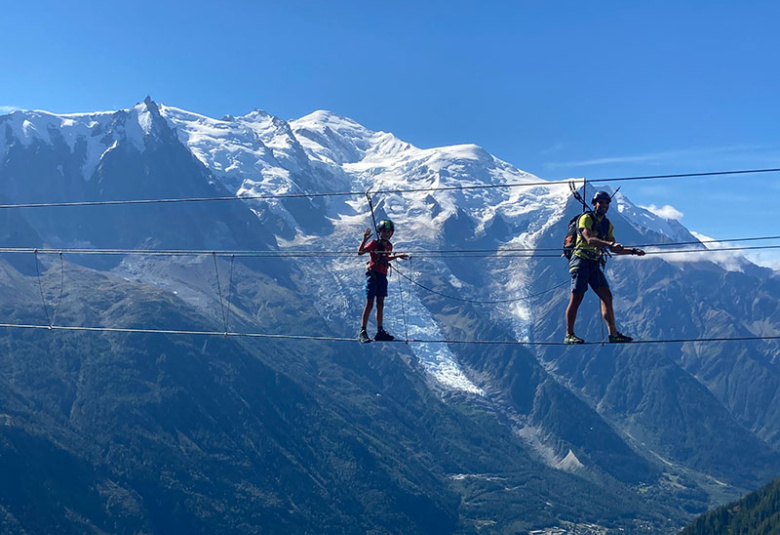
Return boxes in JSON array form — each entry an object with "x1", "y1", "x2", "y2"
[
  {"x1": 374, "y1": 328, "x2": 395, "y2": 342},
  {"x1": 358, "y1": 329, "x2": 372, "y2": 343},
  {"x1": 609, "y1": 332, "x2": 633, "y2": 343},
  {"x1": 564, "y1": 334, "x2": 585, "y2": 345}
]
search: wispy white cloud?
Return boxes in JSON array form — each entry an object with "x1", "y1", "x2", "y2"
[
  {"x1": 684, "y1": 231, "x2": 780, "y2": 272},
  {"x1": 743, "y1": 251, "x2": 780, "y2": 272},
  {"x1": 0, "y1": 105, "x2": 20, "y2": 114},
  {"x1": 640, "y1": 204, "x2": 684, "y2": 221},
  {"x1": 652, "y1": 245, "x2": 748, "y2": 272},
  {"x1": 541, "y1": 142, "x2": 565, "y2": 156},
  {"x1": 546, "y1": 143, "x2": 780, "y2": 170}
]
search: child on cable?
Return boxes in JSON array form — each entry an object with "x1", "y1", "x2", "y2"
[{"x1": 357, "y1": 219, "x2": 408, "y2": 342}]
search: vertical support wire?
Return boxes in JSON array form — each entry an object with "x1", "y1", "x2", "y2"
[
  {"x1": 403, "y1": 256, "x2": 412, "y2": 342},
  {"x1": 48, "y1": 252, "x2": 66, "y2": 327},
  {"x1": 392, "y1": 264, "x2": 408, "y2": 343},
  {"x1": 225, "y1": 255, "x2": 236, "y2": 334},
  {"x1": 212, "y1": 252, "x2": 228, "y2": 335},
  {"x1": 33, "y1": 250, "x2": 52, "y2": 328}
]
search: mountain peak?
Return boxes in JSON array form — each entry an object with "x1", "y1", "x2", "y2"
[
  {"x1": 242, "y1": 108, "x2": 272, "y2": 120},
  {"x1": 288, "y1": 111, "x2": 403, "y2": 165},
  {"x1": 135, "y1": 96, "x2": 162, "y2": 118},
  {"x1": 294, "y1": 110, "x2": 370, "y2": 134},
  {"x1": 130, "y1": 97, "x2": 174, "y2": 142}
]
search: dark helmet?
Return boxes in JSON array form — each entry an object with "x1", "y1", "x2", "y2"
[
  {"x1": 376, "y1": 219, "x2": 395, "y2": 233},
  {"x1": 592, "y1": 190, "x2": 612, "y2": 204}
]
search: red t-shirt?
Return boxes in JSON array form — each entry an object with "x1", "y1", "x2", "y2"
[{"x1": 364, "y1": 239, "x2": 393, "y2": 275}]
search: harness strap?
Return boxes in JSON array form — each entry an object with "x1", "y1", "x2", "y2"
[{"x1": 574, "y1": 212, "x2": 611, "y2": 262}]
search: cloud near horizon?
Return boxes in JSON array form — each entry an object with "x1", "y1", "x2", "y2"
[
  {"x1": 688, "y1": 231, "x2": 780, "y2": 272},
  {"x1": 640, "y1": 204, "x2": 684, "y2": 221},
  {"x1": 545, "y1": 143, "x2": 780, "y2": 170}
]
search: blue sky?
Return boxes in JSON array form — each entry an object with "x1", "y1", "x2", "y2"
[{"x1": 3, "y1": 0, "x2": 779, "y2": 264}]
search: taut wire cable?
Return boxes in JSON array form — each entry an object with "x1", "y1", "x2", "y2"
[
  {"x1": 0, "y1": 321, "x2": 776, "y2": 347},
  {"x1": 0, "y1": 235, "x2": 777, "y2": 258},
  {"x1": 0, "y1": 167, "x2": 777, "y2": 210}
]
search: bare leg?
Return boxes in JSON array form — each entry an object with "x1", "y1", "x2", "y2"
[
  {"x1": 361, "y1": 297, "x2": 374, "y2": 329},
  {"x1": 594, "y1": 286, "x2": 617, "y2": 335},
  {"x1": 376, "y1": 295, "x2": 385, "y2": 329},
  {"x1": 566, "y1": 292, "x2": 585, "y2": 335}
]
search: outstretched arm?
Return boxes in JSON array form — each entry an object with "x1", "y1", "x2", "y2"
[
  {"x1": 608, "y1": 241, "x2": 645, "y2": 256},
  {"x1": 358, "y1": 228, "x2": 372, "y2": 255},
  {"x1": 582, "y1": 228, "x2": 644, "y2": 256},
  {"x1": 388, "y1": 253, "x2": 409, "y2": 261},
  {"x1": 582, "y1": 227, "x2": 615, "y2": 249}
]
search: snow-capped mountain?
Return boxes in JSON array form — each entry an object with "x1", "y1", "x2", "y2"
[
  {"x1": 163, "y1": 103, "x2": 576, "y2": 393},
  {"x1": 0, "y1": 102, "x2": 163, "y2": 187},
  {"x1": 1, "y1": 98, "x2": 778, "y2": 534},
  {"x1": 159, "y1": 101, "x2": 711, "y2": 393}
]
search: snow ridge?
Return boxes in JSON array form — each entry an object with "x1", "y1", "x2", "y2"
[{"x1": 0, "y1": 101, "x2": 168, "y2": 181}]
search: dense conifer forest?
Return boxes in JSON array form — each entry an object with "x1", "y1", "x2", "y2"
[{"x1": 681, "y1": 478, "x2": 780, "y2": 535}]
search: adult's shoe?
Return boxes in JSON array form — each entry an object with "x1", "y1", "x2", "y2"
[
  {"x1": 609, "y1": 332, "x2": 633, "y2": 343},
  {"x1": 564, "y1": 334, "x2": 585, "y2": 344}
]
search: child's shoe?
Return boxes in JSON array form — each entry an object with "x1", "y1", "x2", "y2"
[{"x1": 374, "y1": 328, "x2": 395, "y2": 342}]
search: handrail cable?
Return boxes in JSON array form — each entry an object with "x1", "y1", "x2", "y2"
[
  {"x1": 0, "y1": 235, "x2": 778, "y2": 258},
  {"x1": 0, "y1": 167, "x2": 777, "y2": 210},
  {"x1": 3, "y1": 243, "x2": 779, "y2": 260}
]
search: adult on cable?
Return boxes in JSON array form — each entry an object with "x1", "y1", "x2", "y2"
[{"x1": 565, "y1": 191, "x2": 645, "y2": 344}]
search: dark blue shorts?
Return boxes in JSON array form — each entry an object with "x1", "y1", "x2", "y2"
[
  {"x1": 569, "y1": 256, "x2": 609, "y2": 294},
  {"x1": 365, "y1": 272, "x2": 388, "y2": 298}
]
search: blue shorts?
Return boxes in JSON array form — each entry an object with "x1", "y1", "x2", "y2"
[
  {"x1": 365, "y1": 272, "x2": 388, "y2": 298},
  {"x1": 569, "y1": 256, "x2": 609, "y2": 294}
]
